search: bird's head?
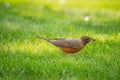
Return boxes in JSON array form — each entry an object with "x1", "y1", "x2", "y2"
[{"x1": 80, "y1": 36, "x2": 95, "y2": 45}]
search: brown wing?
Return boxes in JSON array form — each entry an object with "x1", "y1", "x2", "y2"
[{"x1": 49, "y1": 38, "x2": 84, "y2": 48}]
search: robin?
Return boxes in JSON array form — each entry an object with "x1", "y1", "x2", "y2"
[{"x1": 37, "y1": 36, "x2": 95, "y2": 54}]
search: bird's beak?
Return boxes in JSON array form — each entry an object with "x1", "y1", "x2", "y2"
[{"x1": 90, "y1": 38, "x2": 96, "y2": 41}]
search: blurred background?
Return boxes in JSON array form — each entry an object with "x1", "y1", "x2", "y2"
[{"x1": 0, "y1": 0, "x2": 120, "y2": 80}]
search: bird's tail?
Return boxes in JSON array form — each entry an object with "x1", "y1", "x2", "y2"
[{"x1": 36, "y1": 36, "x2": 49, "y2": 41}]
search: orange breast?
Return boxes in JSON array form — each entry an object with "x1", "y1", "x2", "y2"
[{"x1": 61, "y1": 47, "x2": 83, "y2": 54}]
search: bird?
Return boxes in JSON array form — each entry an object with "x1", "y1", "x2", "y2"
[{"x1": 36, "y1": 36, "x2": 95, "y2": 54}]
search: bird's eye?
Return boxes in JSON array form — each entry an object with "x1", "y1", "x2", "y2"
[{"x1": 86, "y1": 38, "x2": 89, "y2": 41}]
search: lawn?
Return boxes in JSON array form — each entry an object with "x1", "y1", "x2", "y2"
[{"x1": 0, "y1": 0, "x2": 120, "y2": 80}]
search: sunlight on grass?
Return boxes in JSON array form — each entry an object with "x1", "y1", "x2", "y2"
[
  {"x1": 1, "y1": 0, "x2": 120, "y2": 10},
  {"x1": 0, "y1": 0, "x2": 120, "y2": 79},
  {"x1": 1, "y1": 33, "x2": 119, "y2": 55},
  {"x1": 94, "y1": 34, "x2": 120, "y2": 42},
  {"x1": 1, "y1": 40, "x2": 60, "y2": 54}
]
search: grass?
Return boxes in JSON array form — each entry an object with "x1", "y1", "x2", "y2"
[{"x1": 0, "y1": 0, "x2": 120, "y2": 80}]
